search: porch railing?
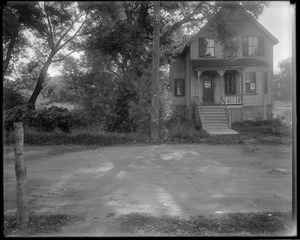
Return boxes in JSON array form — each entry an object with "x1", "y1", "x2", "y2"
[
  {"x1": 221, "y1": 96, "x2": 231, "y2": 128},
  {"x1": 223, "y1": 95, "x2": 242, "y2": 105},
  {"x1": 195, "y1": 96, "x2": 204, "y2": 129}
]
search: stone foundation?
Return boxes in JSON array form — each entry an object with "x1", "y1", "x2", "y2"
[
  {"x1": 243, "y1": 105, "x2": 273, "y2": 121},
  {"x1": 174, "y1": 104, "x2": 273, "y2": 122}
]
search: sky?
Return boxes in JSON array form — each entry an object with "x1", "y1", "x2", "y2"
[
  {"x1": 257, "y1": 1, "x2": 294, "y2": 73},
  {"x1": 48, "y1": 1, "x2": 295, "y2": 76}
]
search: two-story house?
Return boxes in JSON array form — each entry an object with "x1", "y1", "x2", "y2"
[{"x1": 169, "y1": 4, "x2": 279, "y2": 133}]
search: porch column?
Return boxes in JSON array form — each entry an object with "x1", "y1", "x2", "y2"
[
  {"x1": 195, "y1": 70, "x2": 203, "y2": 97},
  {"x1": 217, "y1": 70, "x2": 225, "y2": 101}
]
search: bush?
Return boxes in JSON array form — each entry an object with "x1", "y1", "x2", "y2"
[
  {"x1": 3, "y1": 86, "x2": 27, "y2": 110},
  {"x1": 3, "y1": 105, "x2": 29, "y2": 132},
  {"x1": 4, "y1": 126, "x2": 151, "y2": 146},
  {"x1": 4, "y1": 106, "x2": 78, "y2": 134},
  {"x1": 232, "y1": 118, "x2": 291, "y2": 137},
  {"x1": 164, "y1": 116, "x2": 209, "y2": 142}
]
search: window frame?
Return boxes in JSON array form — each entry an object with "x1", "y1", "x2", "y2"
[
  {"x1": 248, "y1": 37, "x2": 259, "y2": 56},
  {"x1": 174, "y1": 78, "x2": 185, "y2": 96},
  {"x1": 245, "y1": 72, "x2": 256, "y2": 94},
  {"x1": 243, "y1": 36, "x2": 264, "y2": 56},
  {"x1": 224, "y1": 72, "x2": 237, "y2": 95},
  {"x1": 204, "y1": 38, "x2": 215, "y2": 57},
  {"x1": 199, "y1": 38, "x2": 215, "y2": 57}
]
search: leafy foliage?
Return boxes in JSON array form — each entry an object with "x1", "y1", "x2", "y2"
[{"x1": 3, "y1": 85, "x2": 27, "y2": 110}]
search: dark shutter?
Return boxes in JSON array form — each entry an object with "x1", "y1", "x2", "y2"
[
  {"x1": 258, "y1": 36, "x2": 265, "y2": 56},
  {"x1": 199, "y1": 38, "x2": 205, "y2": 57},
  {"x1": 242, "y1": 37, "x2": 249, "y2": 56},
  {"x1": 264, "y1": 72, "x2": 268, "y2": 94}
]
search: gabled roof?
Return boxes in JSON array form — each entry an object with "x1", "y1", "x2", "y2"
[{"x1": 181, "y1": 3, "x2": 279, "y2": 55}]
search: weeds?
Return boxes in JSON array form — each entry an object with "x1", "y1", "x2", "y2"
[
  {"x1": 232, "y1": 119, "x2": 292, "y2": 137},
  {"x1": 4, "y1": 116, "x2": 292, "y2": 146},
  {"x1": 116, "y1": 211, "x2": 293, "y2": 236}
]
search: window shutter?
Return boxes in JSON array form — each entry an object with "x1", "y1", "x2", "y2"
[
  {"x1": 242, "y1": 37, "x2": 248, "y2": 56},
  {"x1": 258, "y1": 36, "x2": 265, "y2": 56},
  {"x1": 264, "y1": 72, "x2": 268, "y2": 94},
  {"x1": 199, "y1": 38, "x2": 205, "y2": 57}
]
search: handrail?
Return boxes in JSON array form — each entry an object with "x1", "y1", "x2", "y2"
[
  {"x1": 195, "y1": 96, "x2": 204, "y2": 129},
  {"x1": 221, "y1": 96, "x2": 231, "y2": 128}
]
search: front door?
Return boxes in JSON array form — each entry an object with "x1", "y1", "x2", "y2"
[{"x1": 203, "y1": 75, "x2": 214, "y2": 103}]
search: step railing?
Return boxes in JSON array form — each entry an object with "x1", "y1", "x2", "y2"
[
  {"x1": 195, "y1": 96, "x2": 204, "y2": 129},
  {"x1": 220, "y1": 96, "x2": 231, "y2": 128}
]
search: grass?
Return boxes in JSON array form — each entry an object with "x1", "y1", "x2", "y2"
[
  {"x1": 4, "y1": 211, "x2": 293, "y2": 236},
  {"x1": 4, "y1": 116, "x2": 292, "y2": 146},
  {"x1": 116, "y1": 212, "x2": 293, "y2": 236},
  {"x1": 4, "y1": 213, "x2": 84, "y2": 236}
]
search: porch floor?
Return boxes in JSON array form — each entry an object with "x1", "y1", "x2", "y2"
[{"x1": 204, "y1": 127, "x2": 239, "y2": 135}]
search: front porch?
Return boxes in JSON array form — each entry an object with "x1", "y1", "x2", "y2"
[
  {"x1": 193, "y1": 68, "x2": 243, "y2": 134},
  {"x1": 194, "y1": 69, "x2": 243, "y2": 106}
]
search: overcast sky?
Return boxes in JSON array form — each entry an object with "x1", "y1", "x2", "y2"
[{"x1": 257, "y1": 1, "x2": 294, "y2": 72}]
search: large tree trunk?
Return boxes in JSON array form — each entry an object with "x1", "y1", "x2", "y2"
[
  {"x1": 14, "y1": 122, "x2": 29, "y2": 229},
  {"x1": 27, "y1": 58, "x2": 53, "y2": 109}
]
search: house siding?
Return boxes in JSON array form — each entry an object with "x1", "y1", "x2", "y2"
[{"x1": 170, "y1": 5, "x2": 277, "y2": 122}]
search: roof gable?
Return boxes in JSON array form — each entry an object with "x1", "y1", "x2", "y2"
[{"x1": 182, "y1": 4, "x2": 279, "y2": 55}]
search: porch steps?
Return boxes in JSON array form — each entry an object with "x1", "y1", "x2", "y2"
[{"x1": 200, "y1": 105, "x2": 238, "y2": 135}]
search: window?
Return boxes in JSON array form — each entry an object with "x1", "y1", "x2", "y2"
[
  {"x1": 243, "y1": 36, "x2": 264, "y2": 56},
  {"x1": 225, "y1": 72, "x2": 237, "y2": 95},
  {"x1": 174, "y1": 79, "x2": 185, "y2": 96},
  {"x1": 199, "y1": 38, "x2": 215, "y2": 57},
  {"x1": 277, "y1": 91, "x2": 282, "y2": 97},
  {"x1": 245, "y1": 72, "x2": 256, "y2": 94}
]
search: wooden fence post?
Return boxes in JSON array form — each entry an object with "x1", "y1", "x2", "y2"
[{"x1": 14, "y1": 122, "x2": 29, "y2": 229}]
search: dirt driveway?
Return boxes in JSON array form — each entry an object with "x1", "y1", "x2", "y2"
[{"x1": 3, "y1": 143, "x2": 293, "y2": 236}]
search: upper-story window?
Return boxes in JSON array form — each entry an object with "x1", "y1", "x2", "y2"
[
  {"x1": 242, "y1": 36, "x2": 264, "y2": 56},
  {"x1": 199, "y1": 38, "x2": 215, "y2": 57}
]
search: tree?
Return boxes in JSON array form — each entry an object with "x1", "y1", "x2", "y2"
[
  {"x1": 2, "y1": 1, "x2": 43, "y2": 75},
  {"x1": 274, "y1": 58, "x2": 292, "y2": 100},
  {"x1": 26, "y1": 2, "x2": 93, "y2": 109},
  {"x1": 82, "y1": 1, "x2": 268, "y2": 132}
]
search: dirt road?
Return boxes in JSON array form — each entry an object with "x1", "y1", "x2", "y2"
[{"x1": 3, "y1": 143, "x2": 293, "y2": 236}]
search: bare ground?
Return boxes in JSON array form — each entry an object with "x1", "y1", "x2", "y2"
[{"x1": 3, "y1": 143, "x2": 294, "y2": 236}]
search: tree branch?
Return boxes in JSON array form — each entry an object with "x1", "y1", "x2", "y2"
[
  {"x1": 54, "y1": 11, "x2": 85, "y2": 50},
  {"x1": 51, "y1": 49, "x2": 85, "y2": 63},
  {"x1": 44, "y1": 3, "x2": 55, "y2": 50},
  {"x1": 55, "y1": 12, "x2": 88, "y2": 52},
  {"x1": 160, "y1": 2, "x2": 204, "y2": 43}
]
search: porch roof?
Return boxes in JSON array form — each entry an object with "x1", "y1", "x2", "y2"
[{"x1": 192, "y1": 58, "x2": 269, "y2": 68}]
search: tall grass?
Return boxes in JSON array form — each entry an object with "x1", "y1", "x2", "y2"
[
  {"x1": 4, "y1": 126, "x2": 151, "y2": 146},
  {"x1": 232, "y1": 118, "x2": 291, "y2": 137}
]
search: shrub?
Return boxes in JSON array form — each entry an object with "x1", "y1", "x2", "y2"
[
  {"x1": 164, "y1": 116, "x2": 209, "y2": 142},
  {"x1": 232, "y1": 118, "x2": 291, "y2": 137},
  {"x1": 4, "y1": 106, "x2": 77, "y2": 134},
  {"x1": 3, "y1": 86, "x2": 27, "y2": 110},
  {"x1": 3, "y1": 126, "x2": 150, "y2": 146},
  {"x1": 3, "y1": 105, "x2": 30, "y2": 132}
]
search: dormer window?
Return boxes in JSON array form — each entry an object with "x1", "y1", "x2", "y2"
[
  {"x1": 199, "y1": 38, "x2": 215, "y2": 57},
  {"x1": 243, "y1": 36, "x2": 264, "y2": 56}
]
